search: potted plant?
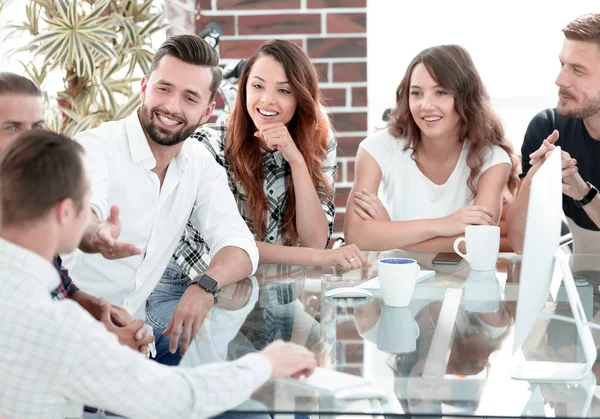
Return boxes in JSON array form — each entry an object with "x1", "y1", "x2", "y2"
[{"x1": 5, "y1": 0, "x2": 165, "y2": 135}]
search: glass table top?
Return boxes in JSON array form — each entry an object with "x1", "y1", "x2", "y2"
[{"x1": 204, "y1": 251, "x2": 600, "y2": 417}]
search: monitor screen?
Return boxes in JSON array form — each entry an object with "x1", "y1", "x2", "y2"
[{"x1": 513, "y1": 146, "x2": 562, "y2": 352}]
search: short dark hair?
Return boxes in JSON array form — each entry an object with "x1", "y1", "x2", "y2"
[
  {"x1": 0, "y1": 72, "x2": 42, "y2": 97},
  {"x1": 0, "y1": 130, "x2": 87, "y2": 227},
  {"x1": 148, "y1": 34, "x2": 223, "y2": 103},
  {"x1": 563, "y1": 13, "x2": 600, "y2": 45}
]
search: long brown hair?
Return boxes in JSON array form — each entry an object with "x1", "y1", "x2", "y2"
[
  {"x1": 225, "y1": 40, "x2": 332, "y2": 245},
  {"x1": 387, "y1": 45, "x2": 519, "y2": 200}
]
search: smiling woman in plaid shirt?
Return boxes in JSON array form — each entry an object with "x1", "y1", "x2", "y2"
[{"x1": 147, "y1": 40, "x2": 367, "y2": 366}]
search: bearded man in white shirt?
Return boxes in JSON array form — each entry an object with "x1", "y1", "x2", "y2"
[
  {"x1": 0, "y1": 129, "x2": 316, "y2": 419},
  {"x1": 66, "y1": 34, "x2": 258, "y2": 358}
]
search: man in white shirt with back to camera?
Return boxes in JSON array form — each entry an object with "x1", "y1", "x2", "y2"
[
  {"x1": 0, "y1": 129, "x2": 316, "y2": 418},
  {"x1": 67, "y1": 34, "x2": 256, "y2": 357}
]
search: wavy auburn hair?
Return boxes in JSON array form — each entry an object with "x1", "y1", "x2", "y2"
[
  {"x1": 387, "y1": 45, "x2": 519, "y2": 200},
  {"x1": 225, "y1": 40, "x2": 332, "y2": 245}
]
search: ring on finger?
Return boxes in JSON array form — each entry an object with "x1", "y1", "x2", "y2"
[{"x1": 348, "y1": 257, "x2": 356, "y2": 263}]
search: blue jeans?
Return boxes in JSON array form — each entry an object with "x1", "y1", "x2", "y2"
[{"x1": 146, "y1": 263, "x2": 190, "y2": 366}]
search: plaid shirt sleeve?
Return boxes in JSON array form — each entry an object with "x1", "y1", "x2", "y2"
[
  {"x1": 50, "y1": 256, "x2": 79, "y2": 300},
  {"x1": 321, "y1": 130, "x2": 338, "y2": 244}
]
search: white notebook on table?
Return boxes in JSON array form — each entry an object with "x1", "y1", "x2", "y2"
[
  {"x1": 278, "y1": 367, "x2": 387, "y2": 400},
  {"x1": 355, "y1": 270, "x2": 435, "y2": 290}
]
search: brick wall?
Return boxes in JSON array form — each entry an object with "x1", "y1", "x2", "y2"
[{"x1": 167, "y1": 0, "x2": 367, "y2": 240}]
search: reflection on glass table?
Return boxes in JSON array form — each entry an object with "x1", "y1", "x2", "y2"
[{"x1": 198, "y1": 251, "x2": 600, "y2": 417}]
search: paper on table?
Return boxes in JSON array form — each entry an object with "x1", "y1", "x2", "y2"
[
  {"x1": 296, "y1": 367, "x2": 370, "y2": 392},
  {"x1": 355, "y1": 270, "x2": 435, "y2": 290},
  {"x1": 279, "y1": 367, "x2": 385, "y2": 397},
  {"x1": 144, "y1": 324, "x2": 156, "y2": 359}
]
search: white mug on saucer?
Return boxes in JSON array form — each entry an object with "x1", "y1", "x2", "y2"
[
  {"x1": 378, "y1": 258, "x2": 420, "y2": 307},
  {"x1": 453, "y1": 225, "x2": 500, "y2": 271}
]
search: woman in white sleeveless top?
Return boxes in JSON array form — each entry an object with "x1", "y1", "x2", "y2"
[{"x1": 344, "y1": 45, "x2": 519, "y2": 252}]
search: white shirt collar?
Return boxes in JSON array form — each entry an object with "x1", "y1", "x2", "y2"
[
  {"x1": 175, "y1": 138, "x2": 191, "y2": 173},
  {"x1": 0, "y1": 238, "x2": 60, "y2": 292},
  {"x1": 126, "y1": 110, "x2": 188, "y2": 173}
]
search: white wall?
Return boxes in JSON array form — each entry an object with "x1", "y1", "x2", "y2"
[
  {"x1": 0, "y1": 1, "x2": 29, "y2": 74},
  {"x1": 367, "y1": 0, "x2": 599, "y2": 152}
]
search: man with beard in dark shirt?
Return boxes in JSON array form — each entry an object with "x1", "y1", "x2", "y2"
[{"x1": 507, "y1": 14, "x2": 600, "y2": 254}]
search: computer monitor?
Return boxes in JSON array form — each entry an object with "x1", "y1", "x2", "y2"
[{"x1": 511, "y1": 146, "x2": 595, "y2": 382}]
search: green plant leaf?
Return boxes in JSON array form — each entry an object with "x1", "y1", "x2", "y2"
[
  {"x1": 138, "y1": 11, "x2": 163, "y2": 38},
  {"x1": 30, "y1": 0, "x2": 55, "y2": 10},
  {"x1": 20, "y1": 60, "x2": 50, "y2": 87},
  {"x1": 86, "y1": 38, "x2": 117, "y2": 61},
  {"x1": 114, "y1": 93, "x2": 141, "y2": 121},
  {"x1": 55, "y1": 0, "x2": 70, "y2": 23},
  {"x1": 73, "y1": 112, "x2": 106, "y2": 134},
  {"x1": 102, "y1": 85, "x2": 118, "y2": 113},
  {"x1": 83, "y1": 0, "x2": 110, "y2": 21},
  {"x1": 150, "y1": 21, "x2": 169, "y2": 35},
  {"x1": 67, "y1": 0, "x2": 77, "y2": 27},
  {"x1": 137, "y1": 0, "x2": 154, "y2": 16},
  {"x1": 12, "y1": 0, "x2": 161, "y2": 133},
  {"x1": 80, "y1": 40, "x2": 96, "y2": 78},
  {"x1": 30, "y1": 30, "x2": 66, "y2": 44},
  {"x1": 34, "y1": 33, "x2": 67, "y2": 61},
  {"x1": 102, "y1": 57, "x2": 124, "y2": 80},
  {"x1": 117, "y1": 15, "x2": 136, "y2": 49}
]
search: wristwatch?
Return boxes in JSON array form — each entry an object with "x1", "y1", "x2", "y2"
[
  {"x1": 189, "y1": 273, "x2": 219, "y2": 304},
  {"x1": 574, "y1": 182, "x2": 599, "y2": 207}
]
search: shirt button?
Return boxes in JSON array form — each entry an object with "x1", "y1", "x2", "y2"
[
  {"x1": 269, "y1": 189, "x2": 274, "y2": 195},
  {"x1": 269, "y1": 236, "x2": 274, "y2": 241}
]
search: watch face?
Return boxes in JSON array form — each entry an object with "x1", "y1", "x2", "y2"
[{"x1": 199, "y1": 274, "x2": 218, "y2": 293}]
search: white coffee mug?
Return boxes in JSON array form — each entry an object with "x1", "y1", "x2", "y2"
[
  {"x1": 453, "y1": 225, "x2": 500, "y2": 271},
  {"x1": 377, "y1": 305, "x2": 420, "y2": 353},
  {"x1": 378, "y1": 258, "x2": 420, "y2": 307}
]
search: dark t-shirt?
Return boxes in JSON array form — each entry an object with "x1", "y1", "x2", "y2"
[{"x1": 521, "y1": 108, "x2": 600, "y2": 231}]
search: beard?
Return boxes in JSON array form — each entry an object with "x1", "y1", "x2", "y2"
[
  {"x1": 557, "y1": 88, "x2": 600, "y2": 119},
  {"x1": 139, "y1": 103, "x2": 203, "y2": 147}
]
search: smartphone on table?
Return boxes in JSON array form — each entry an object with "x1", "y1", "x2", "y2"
[{"x1": 431, "y1": 252, "x2": 463, "y2": 266}]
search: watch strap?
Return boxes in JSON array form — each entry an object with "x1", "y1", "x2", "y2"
[{"x1": 575, "y1": 182, "x2": 598, "y2": 207}]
